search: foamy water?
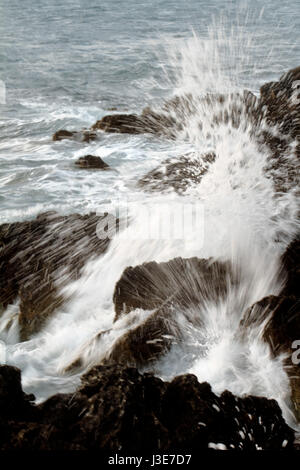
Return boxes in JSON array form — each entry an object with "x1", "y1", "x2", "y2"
[{"x1": 0, "y1": 5, "x2": 300, "y2": 431}]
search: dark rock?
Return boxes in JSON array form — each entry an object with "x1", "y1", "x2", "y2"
[
  {"x1": 52, "y1": 129, "x2": 76, "y2": 141},
  {"x1": 113, "y1": 257, "x2": 235, "y2": 320},
  {"x1": 255, "y1": 67, "x2": 300, "y2": 194},
  {"x1": 81, "y1": 130, "x2": 97, "y2": 142},
  {"x1": 0, "y1": 366, "x2": 36, "y2": 420},
  {"x1": 0, "y1": 211, "x2": 116, "y2": 340},
  {"x1": 91, "y1": 110, "x2": 177, "y2": 137},
  {"x1": 91, "y1": 113, "x2": 145, "y2": 134},
  {"x1": 241, "y1": 294, "x2": 300, "y2": 421},
  {"x1": 0, "y1": 365, "x2": 294, "y2": 450},
  {"x1": 75, "y1": 155, "x2": 110, "y2": 169},
  {"x1": 138, "y1": 153, "x2": 215, "y2": 194},
  {"x1": 281, "y1": 237, "x2": 300, "y2": 298},
  {"x1": 109, "y1": 257, "x2": 237, "y2": 366},
  {"x1": 259, "y1": 66, "x2": 300, "y2": 142},
  {"x1": 241, "y1": 236, "x2": 300, "y2": 421},
  {"x1": 52, "y1": 129, "x2": 97, "y2": 142},
  {"x1": 106, "y1": 307, "x2": 178, "y2": 367}
]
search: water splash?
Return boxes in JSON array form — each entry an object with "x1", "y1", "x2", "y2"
[{"x1": 1, "y1": 16, "x2": 299, "y2": 431}]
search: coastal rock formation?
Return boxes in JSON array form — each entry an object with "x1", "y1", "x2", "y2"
[
  {"x1": 106, "y1": 306, "x2": 178, "y2": 367},
  {"x1": 53, "y1": 129, "x2": 97, "y2": 142},
  {"x1": 259, "y1": 66, "x2": 300, "y2": 144},
  {"x1": 138, "y1": 153, "x2": 216, "y2": 194},
  {"x1": 109, "y1": 257, "x2": 236, "y2": 366},
  {"x1": 75, "y1": 155, "x2": 110, "y2": 169},
  {"x1": 91, "y1": 109, "x2": 178, "y2": 137},
  {"x1": 91, "y1": 113, "x2": 145, "y2": 134},
  {"x1": 113, "y1": 257, "x2": 235, "y2": 320},
  {"x1": 2, "y1": 66, "x2": 300, "y2": 451},
  {"x1": 241, "y1": 237, "x2": 300, "y2": 421},
  {"x1": 0, "y1": 211, "x2": 116, "y2": 340},
  {"x1": 281, "y1": 237, "x2": 300, "y2": 298},
  {"x1": 242, "y1": 294, "x2": 300, "y2": 421},
  {"x1": 255, "y1": 66, "x2": 300, "y2": 195},
  {"x1": 0, "y1": 364, "x2": 294, "y2": 451}
]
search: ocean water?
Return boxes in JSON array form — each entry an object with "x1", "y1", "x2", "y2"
[
  {"x1": 0, "y1": 0, "x2": 299, "y2": 222},
  {"x1": 0, "y1": 0, "x2": 300, "y2": 431}
]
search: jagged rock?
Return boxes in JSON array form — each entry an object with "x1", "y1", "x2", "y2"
[
  {"x1": 113, "y1": 257, "x2": 235, "y2": 320},
  {"x1": 138, "y1": 153, "x2": 215, "y2": 194},
  {"x1": 91, "y1": 110, "x2": 176, "y2": 137},
  {"x1": 241, "y1": 237, "x2": 300, "y2": 421},
  {"x1": 91, "y1": 113, "x2": 145, "y2": 134},
  {"x1": 255, "y1": 67, "x2": 300, "y2": 194},
  {"x1": 106, "y1": 307, "x2": 178, "y2": 367},
  {"x1": 52, "y1": 129, "x2": 97, "y2": 142},
  {"x1": 109, "y1": 257, "x2": 236, "y2": 366},
  {"x1": 242, "y1": 294, "x2": 300, "y2": 421},
  {"x1": 52, "y1": 129, "x2": 76, "y2": 141},
  {"x1": 75, "y1": 155, "x2": 110, "y2": 169},
  {"x1": 259, "y1": 66, "x2": 300, "y2": 143},
  {"x1": 0, "y1": 211, "x2": 116, "y2": 340},
  {"x1": 0, "y1": 365, "x2": 295, "y2": 451}
]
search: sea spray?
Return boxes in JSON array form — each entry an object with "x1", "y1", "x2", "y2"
[{"x1": 0, "y1": 18, "x2": 299, "y2": 431}]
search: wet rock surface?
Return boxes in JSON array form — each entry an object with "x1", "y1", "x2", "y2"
[
  {"x1": 91, "y1": 109, "x2": 177, "y2": 137},
  {"x1": 110, "y1": 257, "x2": 237, "y2": 366},
  {"x1": 113, "y1": 257, "x2": 236, "y2": 320},
  {"x1": 75, "y1": 155, "x2": 110, "y2": 169},
  {"x1": 255, "y1": 66, "x2": 300, "y2": 194},
  {"x1": 138, "y1": 153, "x2": 216, "y2": 194},
  {"x1": 0, "y1": 211, "x2": 115, "y2": 340},
  {"x1": 0, "y1": 364, "x2": 295, "y2": 451},
  {"x1": 53, "y1": 129, "x2": 97, "y2": 142},
  {"x1": 259, "y1": 66, "x2": 300, "y2": 143},
  {"x1": 242, "y1": 237, "x2": 300, "y2": 421},
  {"x1": 91, "y1": 113, "x2": 146, "y2": 134}
]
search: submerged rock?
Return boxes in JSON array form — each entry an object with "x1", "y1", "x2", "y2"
[
  {"x1": 75, "y1": 155, "x2": 110, "y2": 169},
  {"x1": 0, "y1": 364, "x2": 294, "y2": 451},
  {"x1": 52, "y1": 129, "x2": 97, "y2": 142},
  {"x1": 0, "y1": 211, "x2": 116, "y2": 340},
  {"x1": 52, "y1": 129, "x2": 76, "y2": 141}
]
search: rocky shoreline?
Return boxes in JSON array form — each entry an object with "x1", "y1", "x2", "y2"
[
  {"x1": 0, "y1": 66, "x2": 299, "y2": 450},
  {"x1": 0, "y1": 364, "x2": 295, "y2": 451}
]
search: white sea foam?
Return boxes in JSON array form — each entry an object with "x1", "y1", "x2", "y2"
[{"x1": 0, "y1": 17, "x2": 299, "y2": 430}]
